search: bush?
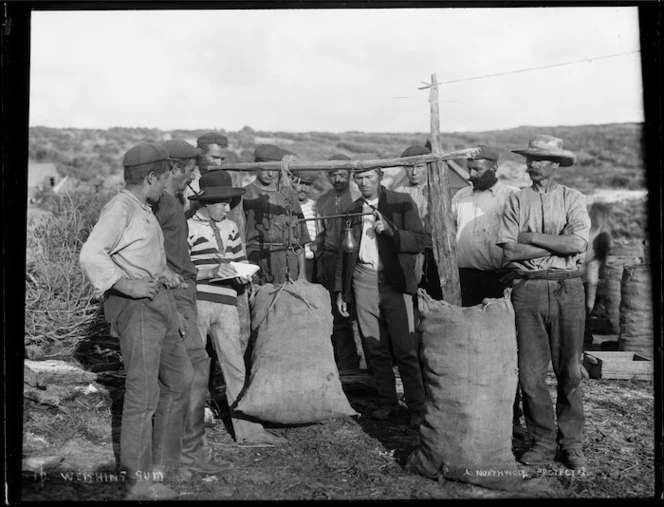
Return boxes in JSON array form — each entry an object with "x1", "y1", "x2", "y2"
[{"x1": 25, "y1": 183, "x2": 116, "y2": 354}]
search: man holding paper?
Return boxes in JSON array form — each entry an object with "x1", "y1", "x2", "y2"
[{"x1": 187, "y1": 170, "x2": 285, "y2": 445}]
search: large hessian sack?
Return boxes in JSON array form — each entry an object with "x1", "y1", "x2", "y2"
[
  {"x1": 619, "y1": 263, "x2": 653, "y2": 359},
  {"x1": 594, "y1": 256, "x2": 638, "y2": 334},
  {"x1": 235, "y1": 280, "x2": 358, "y2": 424},
  {"x1": 406, "y1": 290, "x2": 521, "y2": 491}
]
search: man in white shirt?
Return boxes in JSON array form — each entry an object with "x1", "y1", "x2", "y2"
[
  {"x1": 451, "y1": 145, "x2": 519, "y2": 306},
  {"x1": 293, "y1": 170, "x2": 319, "y2": 282}
]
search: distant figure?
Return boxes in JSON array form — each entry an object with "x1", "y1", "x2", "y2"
[
  {"x1": 183, "y1": 131, "x2": 229, "y2": 216},
  {"x1": 394, "y1": 144, "x2": 442, "y2": 300},
  {"x1": 293, "y1": 170, "x2": 319, "y2": 282},
  {"x1": 582, "y1": 201, "x2": 612, "y2": 349}
]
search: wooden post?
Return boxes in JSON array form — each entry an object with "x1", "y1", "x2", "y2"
[{"x1": 424, "y1": 73, "x2": 462, "y2": 305}]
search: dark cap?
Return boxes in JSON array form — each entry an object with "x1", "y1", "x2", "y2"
[
  {"x1": 196, "y1": 131, "x2": 228, "y2": 149},
  {"x1": 253, "y1": 144, "x2": 283, "y2": 162},
  {"x1": 162, "y1": 139, "x2": 199, "y2": 160},
  {"x1": 294, "y1": 170, "x2": 317, "y2": 185},
  {"x1": 328, "y1": 154, "x2": 351, "y2": 161},
  {"x1": 122, "y1": 143, "x2": 170, "y2": 168},
  {"x1": 400, "y1": 145, "x2": 431, "y2": 158},
  {"x1": 469, "y1": 145, "x2": 499, "y2": 162}
]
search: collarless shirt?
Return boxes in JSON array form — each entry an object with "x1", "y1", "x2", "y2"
[
  {"x1": 80, "y1": 189, "x2": 167, "y2": 297},
  {"x1": 315, "y1": 188, "x2": 355, "y2": 251},
  {"x1": 498, "y1": 184, "x2": 591, "y2": 271},
  {"x1": 394, "y1": 183, "x2": 428, "y2": 228},
  {"x1": 357, "y1": 198, "x2": 381, "y2": 270},
  {"x1": 452, "y1": 181, "x2": 519, "y2": 270}
]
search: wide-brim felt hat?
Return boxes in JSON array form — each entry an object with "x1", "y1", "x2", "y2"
[
  {"x1": 188, "y1": 170, "x2": 246, "y2": 205},
  {"x1": 511, "y1": 135, "x2": 576, "y2": 167}
]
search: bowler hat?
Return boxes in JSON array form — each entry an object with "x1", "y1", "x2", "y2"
[
  {"x1": 197, "y1": 132, "x2": 228, "y2": 149},
  {"x1": 468, "y1": 145, "x2": 499, "y2": 162},
  {"x1": 123, "y1": 143, "x2": 170, "y2": 168},
  {"x1": 162, "y1": 139, "x2": 199, "y2": 160},
  {"x1": 254, "y1": 144, "x2": 284, "y2": 162},
  {"x1": 400, "y1": 145, "x2": 430, "y2": 158},
  {"x1": 188, "y1": 170, "x2": 246, "y2": 206},
  {"x1": 511, "y1": 135, "x2": 576, "y2": 167}
]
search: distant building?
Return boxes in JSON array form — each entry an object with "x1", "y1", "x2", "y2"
[{"x1": 28, "y1": 162, "x2": 59, "y2": 203}]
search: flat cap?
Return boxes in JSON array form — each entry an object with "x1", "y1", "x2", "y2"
[
  {"x1": 400, "y1": 145, "x2": 431, "y2": 158},
  {"x1": 294, "y1": 170, "x2": 317, "y2": 185},
  {"x1": 162, "y1": 139, "x2": 199, "y2": 160},
  {"x1": 469, "y1": 145, "x2": 499, "y2": 161},
  {"x1": 196, "y1": 131, "x2": 228, "y2": 149},
  {"x1": 328, "y1": 154, "x2": 351, "y2": 161},
  {"x1": 122, "y1": 143, "x2": 170, "y2": 168},
  {"x1": 254, "y1": 144, "x2": 284, "y2": 162}
]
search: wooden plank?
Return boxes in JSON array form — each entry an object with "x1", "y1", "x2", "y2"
[
  {"x1": 583, "y1": 351, "x2": 652, "y2": 380},
  {"x1": 426, "y1": 73, "x2": 462, "y2": 305}
]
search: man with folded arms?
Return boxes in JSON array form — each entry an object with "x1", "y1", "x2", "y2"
[{"x1": 498, "y1": 135, "x2": 590, "y2": 470}]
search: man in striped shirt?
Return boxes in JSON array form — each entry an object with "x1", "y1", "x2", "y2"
[{"x1": 187, "y1": 170, "x2": 286, "y2": 446}]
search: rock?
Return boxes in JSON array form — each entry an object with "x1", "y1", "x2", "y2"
[{"x1": 25, "y1": 359, "x2": 98, "y2": 386}]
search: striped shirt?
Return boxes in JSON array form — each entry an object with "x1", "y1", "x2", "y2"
[{"x1": 187, "y1": 211, "x2": 248, "y2": 305}]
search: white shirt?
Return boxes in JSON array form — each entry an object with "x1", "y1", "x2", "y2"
[
  {"x1": 299, "y1": 198, "x2": 317, "y2": 260},
  {"x1": 452, "y1": 181, "x2": 519, "y2": 270},
  {"x1": 358, "y1": 198, "x2": 381, "y2": 271}
]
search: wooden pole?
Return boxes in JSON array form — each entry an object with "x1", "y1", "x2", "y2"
[
  {"x1": 425, "y1": 73, "x2": 462, "y2": 305},
  {"x1": 216, "y1": 149, "x2": 482, "y2": 173}
]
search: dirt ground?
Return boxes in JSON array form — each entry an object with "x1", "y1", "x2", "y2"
[{"x1": 21, "y1": 361, "x2": 655, "y2": 501}]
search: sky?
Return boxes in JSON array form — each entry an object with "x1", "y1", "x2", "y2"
[{"x1": 29, "y1": 6, "x2": 644, "y2": 133}]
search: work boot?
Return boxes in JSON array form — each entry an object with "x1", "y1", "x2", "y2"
[
  {"x1": 371, "y1": 406, "x2": 399, "y2": 420},
  {"x1": 181, "y1": 449, "x2": 232, "y2": 473},
  {"x1": 238, "y1": 429, "x2": 287, "y2": 447},
  {"x1": 409, "y1": 410, "x2": 425, "y2": 429},
  {"x1": 518, "y1": 445, "x2": 556, "y2": 466},
  {"x1": 125, "y1": 481, "x2": 178, "y2": 501},
  {"x1": 558, "y1": 448, "x2": 587, "y2": 470}
]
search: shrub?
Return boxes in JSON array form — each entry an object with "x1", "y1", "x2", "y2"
[{"x1": 25, "y1": 183, "x2": 116, "y2": 355}]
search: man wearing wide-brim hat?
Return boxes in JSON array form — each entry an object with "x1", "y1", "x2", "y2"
[
  {"x1": 497, "y1": 135, "x2": 591, "y2": 470},
  {"x1": 187, "y1": 170, "x2": 287, "y2": 446},
  {"x1": 80, "y1": 143, "x2": 194, "y2": 500}
]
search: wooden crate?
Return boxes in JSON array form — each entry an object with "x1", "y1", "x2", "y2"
[{"x1": 583, "y1": 351, "x2": 652, "y2": 380}]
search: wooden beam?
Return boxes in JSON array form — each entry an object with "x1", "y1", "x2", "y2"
[
  {"x1": 216, "y1": 148, "x2": 482, "y2": 172},
  {"x1": 425, "y1": 73, "x2": 462, "y2": 305}
]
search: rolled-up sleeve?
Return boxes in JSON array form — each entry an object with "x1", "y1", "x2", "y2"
[
  {"x1": 497, "y1": 193, "x2": 520, "y2": 246},
  {"x1": 566, "y1": 191, "x2": 591, "y2": 245},
  {"x1": 79, "y1": 202, "x2": 129, "y2": 297}
]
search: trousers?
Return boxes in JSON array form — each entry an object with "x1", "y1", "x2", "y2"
[
  {"x1": 171, "y1": 283, "x2": 211, "y2": 459},
  {"x1": 104, "y1": 286, "x2": 194, "y2": 478},
  {"x1": 352, "y1": 263, "x2": 425, "y2": 412},
  {"x1": 196, "y1": 300, "x2": 266, "y2": 441},
  {"x1": 511, "y1": 278, "x2": 586, "y2": 451}
]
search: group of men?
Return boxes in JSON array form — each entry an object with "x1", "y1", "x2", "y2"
[{"x1": 80, "y1": 131, "x2": 590, "y2": 499}]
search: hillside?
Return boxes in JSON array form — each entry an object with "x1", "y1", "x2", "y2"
[{"x1": 28, "y1": 123, "x2": 647, "y2": 195}]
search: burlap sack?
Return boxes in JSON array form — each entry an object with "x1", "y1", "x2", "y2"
[
  {"x1": 406, "y1": 290, "x2": 521, "y2": 491},
  {"x1": 619, "y1": 263, "x2": 653, "y2": 359},
  {"x1": 234, "y1": 280, "x2": 358, "y2": 424}
]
